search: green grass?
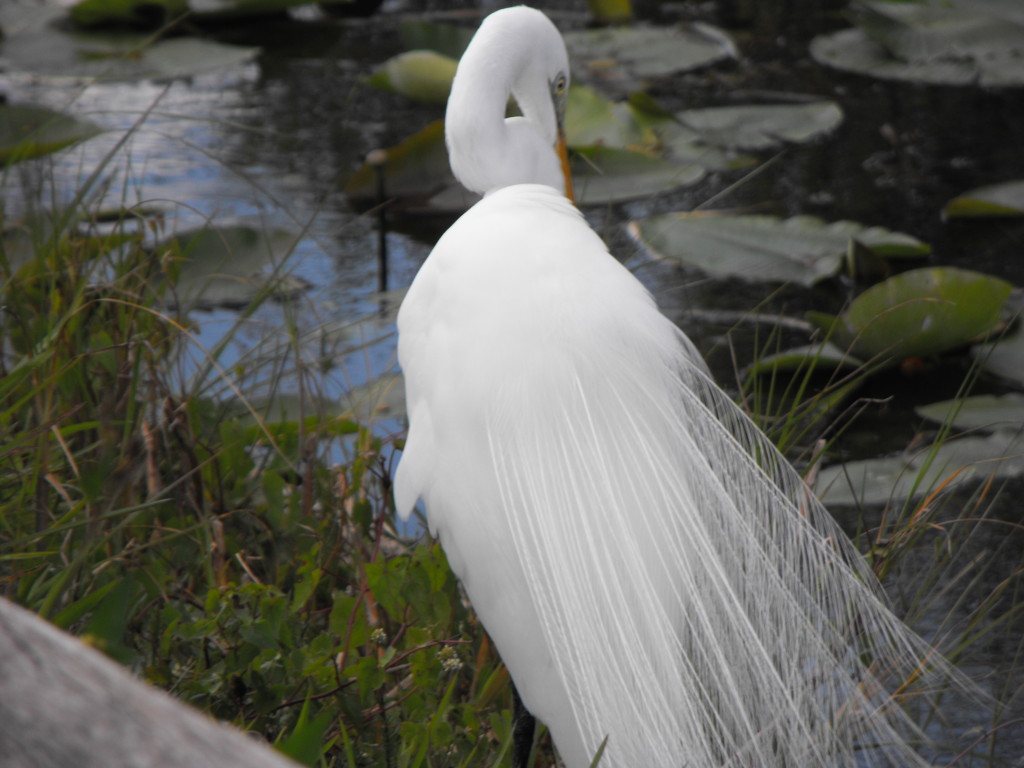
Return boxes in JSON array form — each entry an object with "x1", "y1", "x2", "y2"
[{"x1": 0, "y1": 151, "x2": 529, "y2": 766}]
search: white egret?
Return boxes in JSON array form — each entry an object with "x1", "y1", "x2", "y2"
[{"x1": 395, "y1": 6, "x2": 968, "y2": 767}]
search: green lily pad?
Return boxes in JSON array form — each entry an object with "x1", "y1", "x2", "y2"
[
  {"x1": 69, "y1": 0, "x2": 349, "y2": 25},
  {"x1": 565, "y1": 85, "x2": 653, "y2": 150},
  {"x1": 366, "y1": 50, "x2": 458, "y2": 105},
  {"x1": 0, "y1": 26, "x2": 259, "y2": 81},
  {"x1": 676, "y1": 101, "x2": 844, "y2": 151},
  {"x1": 347, "y1": 122, "x2": 703, "y2": 211},
  {"x1": 398, "y1": 19, "x2": 475, "y2": 60},
  {"x1": 973, "y1": 317, "x2": 1024, "y2": 386},
  {"x1": 0, "y1": 104, "x2": 104, "y2": 164},
  {"x1": 565, "y1": 23, "x2": 736, "y2": 94},
  {"x1": 810, "y1": 1, "x2": 1024, "y2": 87},
  {"x1": 345, "y1": 121, "x2": 455, "y2": 208},
  {"x1": 944, "y1": 180, "x2": 1024, "y2": 218},
  {"x1": 160, "y1": 225, "x2": 307, "y2": 311},
  {"x1": 568, "y1": 88, "x2": 745, "y2": 171},
  {"x1": 628, "y1": 213, "x2": 929, "y2": 287},
  {"x1": 816, "y1": 267, "x2": 1012, "y2": 364},
  {"x1": 817, "y1": 429, "x2": 1024, "y2": 507},
  {"x1": 587, "y1": 0, "x2": 632, "y2": 25},
  {"x1": 192, "y1": 0, "x2": 356, "y2": 17},
  {"x1": 69, "y1": 0, "x2": 187, "y2": 28},
  {"x1": 917, "y1": 393, "x2": 1024, "y2": 431},
  {"x1": 746, "y1": 342, "x2": 865, "y2": 376},
  {"x1": 342, "y1": 372, "x2": 406, "y2": 423},
  {"x1": 572, "y1": 146, "x2": 704, "y2": 205}
]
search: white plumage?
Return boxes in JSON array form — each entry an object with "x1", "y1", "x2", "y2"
[{"x1": 395, "y1": 6, "x2": 965, "y2": 766}]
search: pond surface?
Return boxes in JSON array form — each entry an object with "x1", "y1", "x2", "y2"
[
  {"x1": 6, "y1": 1, "x2": 1024, "y2": 426},
  {"x1": 2, "y1": 0, "x2": 1023, "y2": 757}
]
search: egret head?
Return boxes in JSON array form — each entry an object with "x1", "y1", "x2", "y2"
[{"x1": 445, "y1": 6, "x2": 573, "y2": 197}]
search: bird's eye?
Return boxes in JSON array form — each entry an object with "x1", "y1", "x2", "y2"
[{"x1": 553, "y1": 75, "x2": 567, "y2": 95}]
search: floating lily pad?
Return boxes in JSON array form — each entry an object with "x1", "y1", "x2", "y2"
[
  {"x1": 366, "y1": 50, "x2": 458, "y2": 105},
  {"x1": 810, "y1": 1, "x2": 1024, "y2": 87},
  {"x1": 631, "y1": 108, "x2": 751, "y2": 171},
  {"x1": 813, "y1": 267, "x2": 1012, "y2": 364},
  {"x1": 628, "y1": 213, "x2": 929, "y2": 286},
  {"x1": 347, "y1": 121, "x2": 703, "y2": 211},
  {"x1": 917, "y1": 393, "x2": 1024, "y2": 431},
  {"x1": 572, "y1": 146, "x2": 703, "y2": 205},
  {"x1": 0, "y1": 26, "x2": 259, "y2": 81},
  {"x1": 342, "y1": 372, "x2": 406, "y2": 423},
  {"x1": 568, "y1": 88, "x2": 746, "y2": 171},
  {"x1": 676, "y1": 101, "x2": 844, "y2": 151},
  {"x1": 69, "y1": 0, "x2": 187, "y2": 28},
  {"x1": 746, "y1": 341, "x2": 864, "y2": 376},
  {"x1": 817, "y1": 429, "x2": 1024, "y2": 507},
  {"x1": 0, "y1": 104, "x2": 104, "y2": 164},
  {"x1": 69, "y1": 0, "x2": 350, "y2": 26},
  {"x1": 565, "y1": 85, "x2": 653, "y2": 150},
  {"x1": 565, "y1": 23, "x2": 736, "y2": 94},
  {"x1": 345, "y1": 121, "x2": 455, "y2": 208},
  {"x1": 944, "y1": 180, "x2": 1024, "y2": 218},
  {"x1": 587, "y1": 0, "x2": 632, "y2": 25},
  {"x1": 398, "y1": 19, "x2": 475, "y2": 59},
  {"x1": 973, "y1": 321, "x2": 1024, "y2": 386},
  {"x1": 160, "y1": 225, "x2": 307, "y2": 310},
  {"x1": 192, "y1": 0, "x2": 355, "y2": 17}
]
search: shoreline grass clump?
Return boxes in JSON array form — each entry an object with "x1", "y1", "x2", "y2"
[{"x1": 0, "y1": 156, "x2": 522, "y2": 766}]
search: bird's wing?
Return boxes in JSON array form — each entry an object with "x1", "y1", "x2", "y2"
[{"x1": 396, "y1": 184, "x2": 963, "y2": 767}]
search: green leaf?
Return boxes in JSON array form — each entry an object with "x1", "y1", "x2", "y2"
[
  {"x1": 628, "y1": 212, "x2": 928, "y2": 286},
  {"x1": 52, "y1": 579, "x2": 121, "y2": 629},
  {"x1": 974, "y1": 323, "x2": 1024, "y2": 386},
  {"x1": 810, "y1": 1, "x2": 1024, "y2": 87},
  {"x1": 345, "y1": 120, "x2": 455, "y2": 207},
  {"x1": 292, "y1": 565, "x2": 321, "y2": 612},
  {"x1": 944, "y1": 180, "x2": 1024, "y2": 218},
  {"x1": 398, "y1": 19, "x2": 475, "y2": 59},
  {"x1": 0, "y1": 105, "x2": 104, "y2": 164},
  {"x1": 69, "y1": 0, "x2": 187, "y2": 27},
  {"x1": 828, "y1": 267, "x2": 1012, "y2": 363},
  {"x1": 354, "y1": 655, "x2": 386, "y2": 700},
  {"x1": 81, "y1": 576, "x2": 142, "y2": 663},
  {"x1": 676, "y1": 100, "x2": 843, "y2": 151},
  {"x1": 367, "y1": 50, "x2": 458, "y2": 105},
  {"x1": 565, "y1": 85, "x2": 653, "y2": 150},
  {"x1": 628, "y1": 99, "x2": 751, "y2": 171},
  {"x1": 745, "y1": 342, "x2": 865, "y2": 376},
  {"x1": 276, "y1": 696, "x2": 334, "y2": 766},
  {"x1": 587, "y1": 0, "x2": 632, "y2": 24},
  {"x1": 1, "y1": 26, "x2": 259, "y2": 81},
  {"x1": 563, "y1": 87, "x2": 746, "y2": 171},
  {"x1": 916, "y1": 393, "x2": 1024, "y2": 431},
  {"x1": 193, "y1": 0, "x2": 349, "y2": 18},
  {"x1": 817, "y1": 429, "x2": 1024, "y2": 507},
  {"x1": 573, "y1": 146, "x2": 704, "y2": 205},
  {"x1": 161, "y1": 225, "x2": 306, "y2": 310},
  {"x1": 565, "y1": 23, "x2": 735, "y2": 94},
  {"x1": 342, "y1": 372, "x2": 406, "y2": 424},
  {"x1": 364, "y1": 559, "x2": 404, "y2": 618},
  {"x1": 329, "y1": 594, "x2": 369, "y2": 648}
]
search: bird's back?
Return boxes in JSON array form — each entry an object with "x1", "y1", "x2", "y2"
[
  {"x1": 396, "y1": 183, "x2": 955, "y2": 768},
  {"x1": 396, "y1": 183, "x2": 706, "y2": 765}
]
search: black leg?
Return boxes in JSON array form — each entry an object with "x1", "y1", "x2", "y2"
[{"x1": 511, "y1": 680, "x2": 537, "y2": 768}]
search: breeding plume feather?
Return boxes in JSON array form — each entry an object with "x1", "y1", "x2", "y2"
[{"x1": 395, "y1": 6, "x2": 970, "y2": 766}]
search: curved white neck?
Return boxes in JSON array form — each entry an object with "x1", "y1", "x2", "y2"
[{"x1": 444, "y1": 8, "x2": 567, "y2": 196}]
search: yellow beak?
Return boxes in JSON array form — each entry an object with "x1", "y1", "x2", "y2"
[{"x1": 556, "y1": 128, "x2": 574, "y2": 203}]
